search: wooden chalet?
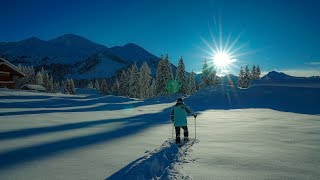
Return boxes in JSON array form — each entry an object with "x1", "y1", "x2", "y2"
[{"x1": 0, "y1": 58, "x2": 25, "y2": 88}]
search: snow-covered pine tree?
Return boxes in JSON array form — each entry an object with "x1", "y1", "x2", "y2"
[
  {"x1": 208, "y1": 64, "x2": 218, "y2": 86},
  {"x1": 63, "y1": 79, "x2": 75, "y2": 95},
  {"x1": 163, "y1": 54, "x2": 175, "y2": 94},
  {"x1": 156, "y1": 55, "x2": 166, "y2": 95},
  {"x1": 188, "y1": 70, "x2": 197, "y2": 94},
  {"x1": 149, "y1": 78, "x2": 156, "y2": 97},
  {"x1": 118, "y1": 70, "x2": 129, "y2": 96},
  {"x1": 36, "y1": 71, "x2": 44, "y2": 86},
  {"x1": 139, "y1": 62, "x2": 151, "y2": 99},
  {"x1": 54, "y1": 82, "x2": 60, "y2": 93},
  {"x1": 48, "y1": 77, "x2": 54, "y2": 93},
  {"x1": 99, "y1": 79, "x2": 108, "y2": 95},
  {"x1": 200, "y1": 59, "x2": 217, "y2": 88},
  {"x1": 176, "y1": 56, "x2": 187, "y2": 94},
  {"x1": 164, "y1": 54, "x2": 174, "y2": 81},
  {"x1": 252, "y1": 65, "x2": 257, "y2": 80},
  {"x1": 256, "y1": 65, "x2": 261, "y2": 79},
  {"x1": 94, "y1": 79, "x2": 100, "y2": 90},
  {"x1": 111, "y1": 79, "x2": 120, "y2": 96},
  {"x1": 243, "y1": 65, "x2": 252, "y2": 88},
  {"x1": 63, "y1": 80, "x2": 68, "y2": 94},
  {"x1": 68, "y1": 79, "x2": 75, "y2": 94},
  {"x1": 128, "y1": 63, "x2": 139, "y2": 98},
  {"x1": 237, "y1": 66, "x2": 244, "y2": 88},
  {"x1": 16, "y1": 65, "x2": 37, "y2": 88},
  {"x1": 87, "y1": 82, "x2": 93, "y2": 88},
  {"x1": 42, "y1": 72, "x2": 50, "y2": 92}
]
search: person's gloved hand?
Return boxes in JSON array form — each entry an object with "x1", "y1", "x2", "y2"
[{"x1": 193, "y1": 114, "x2": 197, "y2": 118}]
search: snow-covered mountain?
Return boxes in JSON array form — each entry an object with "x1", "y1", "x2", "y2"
[
  {"x1": 110, "y1": 43, "x2": 159, "y2": 63},
  {"x1": 0, "y1": 34, "x2": 166, "y2": 80},
  {"x1": 0, "y1": 34, "x2": 107, "y2": 65},
  {"x1": 261, "y1": 71, "x2": 298, "y2": 80},
  {"x1": 253, "y1": 71, "x2": 320, "y2": 87}
]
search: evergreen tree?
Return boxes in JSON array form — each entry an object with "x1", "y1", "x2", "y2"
[
  {"x1": 48, "y1": 77, "x2": 54, "y2": 93},
  {"x1": 155, "y1": 55, "x2": 166, "y2": 95},
  {"x1": 119, "y1": 70, "x2": 129, "y2": 96},
  {"x1": 43, "y1": 72, "x2": 50, "y2": 92},
  {"x1": 139, "y1": 62, "x2": 151, "y2": 99},
  {"x1": 164, "y1": 54, "x2": 174, "y2": 81},
  {"x1": 54, "y1": 82, "x2": 60, "y2": 93},
  {"x1": 149, "y1": 78, "x2": 156, "y2": 97},
  {"x1": 237, "y1": 66, "x2": 245, "y2": 88},
  {"x1": 94, "y1": 79, "x2": 100, "y2": 90},
  {"x1": 200, "y1": 59, "x2": 217, "y2": 88},
  {"x1": 87, "y1": 82, "x2": 93, "y2": 88},
  {"x1": 128, "y1": 63, "x2": 139, "y2": 98},
  {"x1": 63, "y1": 79, "x2": 75, "y2": 94},
  {"x1": 252, "y1": 65, "x2": 257, "y2": 80},
  {"x1": 256, "y1": 65, "x2": 261, "y2": 79},
  {"x1": 111, "y1": 79, "x2": 120, "y2": 95},
  {"x1": 36, "y1": 71, "x2": 44, "y2": 85},
  {"x1": 243, "y1": 65, "x2": 252, "y2": 88},
  {"x1": 68, "y1": 79, "x2": 75, "y2": 94},
  {"x1": 99, "y1": 79, "x2": 108, "y2": 95},
  {"x1": 163, "y1": 54, "x2": 175, "y2": 94},
  {"x1": 188, "y1": 71, "x2": 197, "y2": 94},
  {"x1": 176, "y1": 56, "x2": 187, "y2": 94}
]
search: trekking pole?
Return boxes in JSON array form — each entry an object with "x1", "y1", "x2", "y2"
[
  {"x1": 171, "y1": 122, "x2": 174, "y2": 140},
  {"x1": 194, "y1": 115, "x2": 197, "y2": 140}
]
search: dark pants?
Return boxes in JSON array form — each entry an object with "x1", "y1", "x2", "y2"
[{"x1": 175, "y1": 126, "x2": 188, "y2": 144}]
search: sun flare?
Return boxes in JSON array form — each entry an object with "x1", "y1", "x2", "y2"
[
  {"x1": 199, "y1": 22, "x2": 248, "y2": 76},
  {"x1": 213, "y1": 51, "x2": 232, "y2": 67}
]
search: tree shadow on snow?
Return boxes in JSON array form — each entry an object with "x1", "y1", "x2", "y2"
[
  {"x1": 0, "y1": 107, "x2": 174, "y2": 171},
  {"x1": 0, "y1": 94, "x2": 178, "y2": 116}
]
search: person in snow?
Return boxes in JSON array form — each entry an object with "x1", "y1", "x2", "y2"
[{"x1": 171, "y1": 98, "x2": 197, "y2": 144}]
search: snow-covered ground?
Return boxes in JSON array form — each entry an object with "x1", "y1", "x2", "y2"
[{"x1": 0, "y1": 85, "x2": 319, "y2": 179}]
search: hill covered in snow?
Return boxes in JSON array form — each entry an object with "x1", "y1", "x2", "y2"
[{"x1": 0, "y1": 34, "x2": 164, "y2": 80}]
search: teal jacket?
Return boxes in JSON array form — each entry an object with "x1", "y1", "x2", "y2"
[{"x1": 170, "y1": 102, "x2": 194, "y2": 127}]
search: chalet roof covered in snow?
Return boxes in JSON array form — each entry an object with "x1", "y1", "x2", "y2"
[
  {"x1": 0, "y1": 58, "x2": 25, "y2": 77},
  {"x1": 21, "y1": 84, "x2": 46, "y2": 91}
]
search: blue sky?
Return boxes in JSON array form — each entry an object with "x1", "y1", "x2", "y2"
[{"x1": 0, "y1": 0, "x2": 319, "y2": 76}]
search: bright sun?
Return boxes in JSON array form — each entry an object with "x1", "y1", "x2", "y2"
[{"x1": 213, "y1": 51, "x2": 232, "y2": 67}]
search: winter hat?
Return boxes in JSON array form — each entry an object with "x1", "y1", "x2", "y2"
[{"x1": 177, "y1": 98, "x2": 183, "y2": 103}]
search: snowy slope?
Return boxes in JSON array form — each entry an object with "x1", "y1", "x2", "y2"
[
  {"x1": 0, "y1": 84, "x2": 320, "y2": 179},
  {"x1": 65, "y1": 49, "x2": 128, "y2": 79}
]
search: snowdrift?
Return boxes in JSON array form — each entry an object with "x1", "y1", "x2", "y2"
[{"x1": 185, "y1": 85, "x2": 320, "y2": 115}]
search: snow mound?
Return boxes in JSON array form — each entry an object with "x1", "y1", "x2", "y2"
[{"x1": 185, "y1": 84, "x2": 320, "y2": 115}]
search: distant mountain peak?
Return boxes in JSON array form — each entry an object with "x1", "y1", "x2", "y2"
[
  {"x1": 19, "y1": 36, "x2": 43, "y2": 43},
  {"x1": 109, "y1": 42, "x2": 159, "y2": 63},
  {"x1": 49, "y1": 34, "x2": 98, "y2": 44},
  {"x1": 262, "y1": 71, "x2": 294, "y2": 80},
  {"x1": 123, "y1": 42, "x2": 140, "y2": 48}
]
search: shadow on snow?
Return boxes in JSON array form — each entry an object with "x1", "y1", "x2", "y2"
[{"x1": 0, "y1": 107, "x2": 173, "y2": 171}]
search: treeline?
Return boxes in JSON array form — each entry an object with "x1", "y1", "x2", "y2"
[
  {"x1": 91, "y1": 54, "x2": 219, "y2": 99},
  {"x1": 17, "y1": 55, "x2": 261, "y2": 97},
  {"x1": 237, "y1": 65, "x2": 261, "y2": 88},
  {"x1": 16, "y1": 65, "x2": 76, "y2": 94}
]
